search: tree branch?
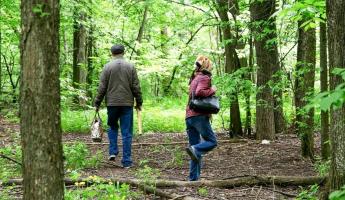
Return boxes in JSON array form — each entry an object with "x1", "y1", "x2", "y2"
[
  {"x1": 165, "y1": 0, "x2": 208, "y2": 13},
  {"x1": 0, "y1": 153, "x2": 22, "y2": 166}
]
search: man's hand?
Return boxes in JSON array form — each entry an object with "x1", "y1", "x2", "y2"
[{"x1": 135, "y1": 105, "x2": 142, "y2": 111}]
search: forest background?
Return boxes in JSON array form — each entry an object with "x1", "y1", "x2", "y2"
[{"x1": 1, "y1": 0, "x2": 345, "y2": 199}]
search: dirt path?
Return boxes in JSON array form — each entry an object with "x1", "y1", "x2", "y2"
[
  {"x1": 64, "y1": 132, "x2": 319, "y2": 199},
  {"x1": 1, "y1": 117, "x2": 320, "y2": 199}
]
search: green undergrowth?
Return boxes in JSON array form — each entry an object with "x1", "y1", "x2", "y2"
[
  {"x1": 63, "y1": 142, "x2": 102, "y2": 171},
  {"x1": 61, "y1": 96, "x2": 228, "y2": 134},
  {"x1": 65, "y1": 178, "x2": 141, "y2": 200},
  {"x1": 0, "y1": 145, "x2": 22, "y2": 181}
]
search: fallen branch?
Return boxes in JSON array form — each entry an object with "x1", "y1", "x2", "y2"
[
  {"x1": 0, "y1": 153, "x2": 22, "y2": 166},
  {"x1": 261, "y1": 186, "x2": 297, "y2": 198},
  {"x1": 63, "y1": 139, "x2": 248, "y2": 146},
  {"x1": 1, "y1": 175, "x2": 326, "y2": 188}
]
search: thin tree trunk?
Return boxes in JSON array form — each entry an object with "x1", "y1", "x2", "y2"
[
  {"x1": 327, "y1": 0, "x2": 345, "y2": 191},
  {"x1": 130, "y1": 5, "x2": 149, "y2": 59},
  {"x1": 320, "y1": 22, "x2": 330, "y2": 160},
  {"x1": 86, "y1": 16, "x2": 94, "y2": 100},
  {"x1": 250, "y1": 0, "x2": 276, "y2": 140},
  {"x1": 160, "y1": 27, "x2": 168, "y2": 57},
  {"x1": 73, "y1": 11, "x2": 87, "y2": 106},
  {"x1": 137, "y1": 5, "x2": 148, "y2": 44},
  {"x1": 273, "y1": 67, "x2": 286, "y2": 134},
  {"x1": 215, "y1": 0, "x2": 243, "y2": 137},
  {"x1": 295, "y1": 20, "x2": 316, "y2": 159},
  {"x1": 20, "y1": 0, "x2": 64, "y2": 199},
  {"x1": 0, "y1": 30, "x2": 2, "y2": 98},
  {"x1": 246, "y1": 29, "x2": 254, "y2": 136},
  {"x1": 164, "y1": 23, "x2": 207, "y2": 94}
]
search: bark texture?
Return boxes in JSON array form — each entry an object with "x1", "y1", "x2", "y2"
[
  {"x1": 215, "y1": 0, "x2": 243, "y2": 137},
  {"x1": 320, "y1": 22, "x2": 330, "y2": 160},
  {"x1": 250, "y1": 0, "x2": 277, "y2": 140},
  {"x1": 73, "y1": 11, "x2": 87, "y2": 105},
  {"x1": 295, "y1": 20, "x2": 316, "y2": 159},
  {"x1": 327, "y1": 0, "x2": 345, "y2": 190},
  {"x1": 20, "y1": 0, "x2": 64, "y2": 199}
]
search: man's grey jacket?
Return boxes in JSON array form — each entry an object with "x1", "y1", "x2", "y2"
[{"x1": 94, "y1": 55, "x2": 143, "y2": 107}]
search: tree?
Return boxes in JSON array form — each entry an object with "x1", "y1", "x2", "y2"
[
  {"x1": 215, "y1": 0, "x2": 243, "y2": 137},
  {"x1": 73, "y1": 2, "x2": 88, "y2": 105},
  {"x1": 295, "y1": 11, "x2": 316, "y2": 159},
  {"x1": 0, "y1": 30, "x2": 2, "y2": 99},
  {"x1": 20, "y1": 0, "x2": 64, "y2": 199},
  {"x1": 319, "y1": 21, "x2": 330, "y2": 160},
  {"x1": 131, "y1": 4, "x2": 149, "y2": 57},
  {"x1": 327, "y1": 0, "x2": 345, "y2": 191},
  {"x1": 250, "y1": 0, "x2": 276, "y2": 140}
]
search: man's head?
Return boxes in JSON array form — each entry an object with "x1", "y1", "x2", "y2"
[{"x1": 111, "y1": 44, "x2": 125, "y2": 56}]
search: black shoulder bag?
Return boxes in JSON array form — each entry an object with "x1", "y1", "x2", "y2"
[{"x1": 189, "y1": 81, "x2": 220, "y2": 114}]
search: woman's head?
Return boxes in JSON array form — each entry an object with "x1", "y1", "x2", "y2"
[{"x1": 195, "y1": 55, "x2": 212, "y2": 72}]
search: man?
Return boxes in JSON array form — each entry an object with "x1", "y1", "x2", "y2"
[{"x1": 94, "y1": 44, "x2": 142, "y2": 168}]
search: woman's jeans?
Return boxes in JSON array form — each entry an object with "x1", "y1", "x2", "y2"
[
  {"x1": 186, "y1": 115, "x2": 217, "y2": 181},
  {"x1": 107, "y1": 106, "x2": 133, "y2": 167}
]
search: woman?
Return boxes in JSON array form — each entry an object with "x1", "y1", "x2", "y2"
[{"x1": 185, "y1": 55, "x2": 218, "y2": 181}]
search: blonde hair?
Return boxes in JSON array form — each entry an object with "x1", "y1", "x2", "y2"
[
  {"x1": 189, "y1": 55, "x2": 213, "y2": 85},
  {"x1": 195, "y1": 55, "x2": 212, "y2": 72}
]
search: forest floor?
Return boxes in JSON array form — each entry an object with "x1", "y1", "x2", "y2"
[{"x1": 0, "y1": 116, "x2": 321, "y2": 199}]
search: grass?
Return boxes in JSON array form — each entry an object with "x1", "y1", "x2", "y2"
[
  {"x1": 61, "y1": 95, "x2": 229, "y2": 134},
  {"x1": 1, "y1": 94, "x2": 320, "y2": 134}
]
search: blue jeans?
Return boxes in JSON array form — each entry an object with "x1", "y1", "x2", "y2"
[
  {"x1": 186, "y1": 115, "x2": 217, "y2": 181},
  {"x1": 107, "y1": 106, "x2": 133, "y2": 167}
]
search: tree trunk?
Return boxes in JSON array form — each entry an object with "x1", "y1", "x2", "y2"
[
  {"x1": 137, "y1": 5, "x2": 148, "y2": 44},
  {"x1": 130, "y1": 4, "x2": 148, "y2": 59},
  {"x1": 273, "y1": 66, "x2": 286, "y2": 134},
  {"x1": 160, "y1": 28, "x2": 168, "y2": 57},
  {"x1": 295, "y1": 20, "x2": 316, "y2": 159},
  {"x1": 215, "y1": 0, "x2": 243, "y2": 137},
  {"x1": 327, "y1": 0, "x2": 345, "y2": 191},
  {"x1": 320, "y1": 22, "x2": 330, "y2": 160},
  {"x1": 86, "y1": 16, "x2": 94, "y2": 100},
  {"x1": 242, "y1": 57, "x2": 252, "y2": 136},
  {"x1": 73, "y1": 11, "x2": 87, "y2": 105},
  {"x1": 250, "y1": 0, "x2": 276, "y2": 140},
  {"x1": 0, "y1": 30, "x2": 2, "y2": 98},
  {"x1": 20, "y1": 0, "x2": 64, "y2": 199}
]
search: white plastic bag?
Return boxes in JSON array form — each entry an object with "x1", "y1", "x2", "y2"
[{"x1": 91, "y1": 112, "x2": 103, "y2": 142}]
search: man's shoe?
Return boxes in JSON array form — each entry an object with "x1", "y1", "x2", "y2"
[
  {"x1": 186, "y1": 146, "x2": 199, "y2": 162},
  {"x1": 123, "y1": 165, "x2": 131, "y2": 169},
  {"x1": 108, "y1": 155, "x2": 116, "y2": 161}
]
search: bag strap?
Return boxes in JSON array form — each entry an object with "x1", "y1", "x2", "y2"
[
  {"x1": 93, "y1": 111, "x2": 102, "y2": 123},
  {"x1": 191, "y1": 79, "x2": 200, "y2": 100}
]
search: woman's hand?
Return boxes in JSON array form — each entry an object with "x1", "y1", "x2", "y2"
[{"x1": 211, "y1": 85, "x2": 217, "y2": 91}]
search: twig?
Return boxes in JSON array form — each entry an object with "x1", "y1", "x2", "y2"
[
  {"x1": 255, "y1": 186, "x2": 262, "y2": 199},
  {"x1": 261, "y1": 186, "x2": 297, "y2": 198},
  {"x1": 222, "y1": 174, "x2": 252, "y2": 180},
  {"x1": 165, "y1": 0, "x2": 208, "y2": 13},
  {"x1": 0, "y1": 153, "x2": 22, "y2": 166},
  {"x1": 171, "y1": 194, "x2": 189, "y2": 200}
]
